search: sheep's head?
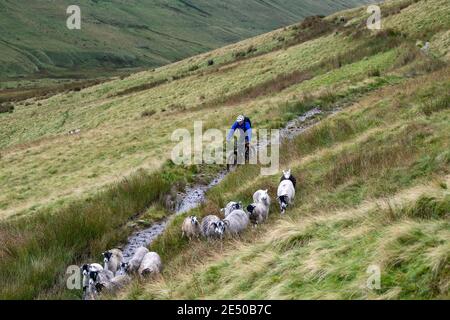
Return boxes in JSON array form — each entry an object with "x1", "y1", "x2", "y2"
[
  {"x1": 229, "y1": 201, "x2": 241, "y2": 210},
  {"x1": 81, "y1": 264, "x2": 89, "y2": 276},
  {"x1": 246, "y1": 204, "x2": 256, "y2": 214},
  {"x1": 103, "y1": 251, "x2": 112, "y2": 263},
  {"x1": 282, "y1": 169, "x2": 291, "y2": 179},
  {"x1": 120, "y1": 262, "x2": 129, "y2": 274},
  {"x1": 221, "y1": 201, "x2": 241, "y2": 217},
  {"x1": 89, "y1": 271, "x2": 99, "y2": 285},
  {"x1": 260, "y1": 190, "x2": 269, "y2": 202},
  {"x1": 190, "y1": 216, "x2": 199, "y2": 225},
  {"x1": 213, "y1": 221, "x2": 225, "y2": 236}
]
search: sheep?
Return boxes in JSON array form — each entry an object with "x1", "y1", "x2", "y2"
[
  {"x1": 81, "y1": 263, "x2": 103, "y2": 298},
  {"x1": 95, "y1": 274, "x2": 131, "y2": 295},
  {"x1": 277, "y1": 169, "x2": 296, "y2": 214},
  {"x1": 68, "y1": 129, "x2": 81, "y2": 135},
  {"x1": 247, "y1": 198, "x2": 270, "y2": 227},
  {"x1": 88, "y1": 269, "x2": 114, "y2": 298},
  {"x1": 223, "y1": 209, "x2": 249, "y2": 236},
  {"x1": 120, "y1": 246, "x2": 149, "y2": 275},
  {"x1": 181, "y1": 215, "x2": 201, "y2": 240},
  {"x1": 103, "y1": 248, "x2": 123, "y2": 276},
  {"x1": 253, "y1": 189, "x2": 271, "y2": 206},
  {"x1": 220, "y1": 201, "x2": 243, "y2": 218},
  {"x1": 280, "y1": 169, "x2": 296, "y2": 188},
  {"x1": 138, "y1": 252, "x2": 163, "y2": 278},
  {"x1": 201, "y1": 215, "x2": 226, "y2": 240}
]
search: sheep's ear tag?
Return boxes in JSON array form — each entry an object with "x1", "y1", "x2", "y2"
[{"x1": 220, "y1": 208, "x2": 224, "y2": 212}]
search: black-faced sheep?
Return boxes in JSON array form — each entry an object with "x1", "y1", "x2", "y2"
[
  {"x1": 88, "y1": 269, "x2": 114, "y2": 298},
  {"x1": 201, "y1": 215, "x2": 226, "y2": 239},
  {"x1": 103, "y1": 248, "x2": 123, "y2": 276},
  {"x1": 220, "y1": 201, "x2": 243, "y2": 218},
  {"x1": 81, "y1": 263, "x2": 103, "y2": 299},
  {"x1": 277, "y1": 169, "x2": 296, "y2": 214},
  {"x1": 96, "y1": 274, "x2": 132, "y2": 295},
  {"x1": 247, "y1": 202, "x2": 269, "y2": 226},
  {"x1": 120, "y1": 246, "x2": 149, "y2": 275}
]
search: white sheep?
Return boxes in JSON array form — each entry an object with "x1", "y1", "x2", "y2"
[
  {"x1": 97, "y1": 274, "x2": 132, "y2": 295},
  {"x1": 220, "y1": 201, "x2": 243, "y2": 217},
  {"x1": 103, "y1": 248, "x2": 123, "y2": 276},
  {"x1": 68, "y1": 129, "x2": 81, "y2": 135},
  {"x1": 181, "y1": 216, "x2": 201, "y2": 240},
  {"x1": 253, "y1": 189, "x2": 271, "y2": 206},
  {"x1": 138, "y1": 252, "x2": 163, "y2": 277},
  {"x1": 277, "y1": 169, "x2": 296, "y2": 214},
  {"x1": 120, "y1": 246, "x2": 149, "y2": 275},
  {"x1": 224, "y1": 209, "x2": 249, "y2": 236},
  {"x1": 201, "y1": 215, "x2": 226, "y2": 239}
]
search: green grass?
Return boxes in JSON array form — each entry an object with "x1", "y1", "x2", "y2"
[
  {"x1": 0, "y1": 169, "x2": 170, "y2": 299},
  {"x1": 0, "y1": 0, "x2": 449, "y2": 300},
  {"x1": 0, "y1": 0, "x2": 374, "y2": 79},
  {"x1": 131, "y1": 82, "x2": 449, "y2": 298}
]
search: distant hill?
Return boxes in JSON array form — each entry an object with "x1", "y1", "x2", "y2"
[{"x1": 0, "y1": 0, "x2": 374, "y2": 79}]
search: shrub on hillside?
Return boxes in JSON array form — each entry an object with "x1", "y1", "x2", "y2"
[
  {"x1": 188, "y1": 65, "x2": 199, "y2": 72},
  {"x1": 233, "y1": 50, "x2": 247, "y2": 59},
  {"x1": 0, "y1": 103, "x2": 14, "y2": 114},
  {"x1": 421, "y1": 94, "x2": 450, "y2": 116},
  {"x1": 141, "y1": 109, "x2": 156, "y2": 118},
  {"x1": 368, "y1": 68, "x2": 381, "y2": 77}
]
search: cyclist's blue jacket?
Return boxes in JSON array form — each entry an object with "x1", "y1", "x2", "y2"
[{"x1": 227, "y1": 121, "x2": 252, "y2": 142}]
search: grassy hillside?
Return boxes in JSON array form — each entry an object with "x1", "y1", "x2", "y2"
[
  {"x1": 0, "y1": 0, "x2": 374, "y2": 79},
  {"x1": 0, "y1": 0, "x2": 448, "y2": 299}
]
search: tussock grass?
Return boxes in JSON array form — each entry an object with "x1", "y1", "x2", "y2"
[
  {"x1": 421, "y1": 93, "x2": 450, "y2": 116},
  {"x1": 201, "y1": 71, "x2": 313, "y2": 108},
  {"x1": 2, "y1": 0, "x2": 449, "y2": 300},
  {"x1": 0, "y1": 170, "x2": 170, "y2": 299},
  {"x1": 124, "y1": 67, "x2": 450, "y2": 299},
  {"x1": 131, "y1": 183, "x2": 449, "y2": 300},
  {"x1": 324, "y1": 123, "x2": 428, "y2": 187}
]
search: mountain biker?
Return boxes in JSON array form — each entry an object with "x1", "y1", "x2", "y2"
[
  {"x1": 226, "y1": 115, "x2": 252, "y2": 144},
  {"x1": 226, "y1": 115, "x2": 252, "y2": 162}
]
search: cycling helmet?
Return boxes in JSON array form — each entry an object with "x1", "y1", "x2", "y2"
[{"x1": 236, "y1": 115, "x2": 245, "y2": 122}]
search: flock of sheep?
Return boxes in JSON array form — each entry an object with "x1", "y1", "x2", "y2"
[
  {"x1": 182, "y1": 169, "x2": 297, "y2": 240},
  {"x1": 80, "y1": 169, "x2": 296, "y2": 299},
  {"x1": 81, "y1": 247, "x2": 162, "y2": 300}
]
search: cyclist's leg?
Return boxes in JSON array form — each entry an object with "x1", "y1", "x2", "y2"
[{"x1": 245, "y1": 139, "x2": 250, "y2": 162}]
